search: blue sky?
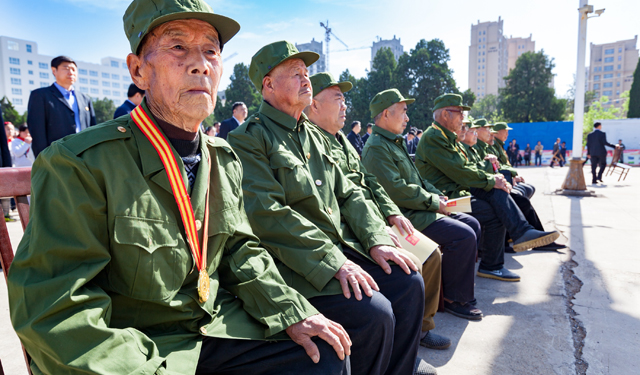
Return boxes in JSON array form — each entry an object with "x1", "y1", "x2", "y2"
[{"x1": 2, "y1": 0, "x2": 638, "y2": 97}]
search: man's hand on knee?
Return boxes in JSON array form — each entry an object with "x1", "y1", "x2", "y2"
[
  {"x1": 334, "y1": 260, "x2": 379, "y2": 300},
  {"x1": 370, "y1": 245, "x2": 419, "y2": 275},
  {"x1": 286, "y1": 314, "x2": 352, "y2": 364}
]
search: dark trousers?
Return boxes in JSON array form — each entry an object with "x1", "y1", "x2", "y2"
[
  {"x1": 591, "y1": 155, "x2": 607, "y2": 182},
  {"x1": 313, "y1": 255, "x2": 424, "y2": 375},
  {"x1": 535, "y1": 154, "x2": 542, "y2": 166},
  {"x1": 470, "y1": 188, "x2": 533, "y2": 270},
  {"x1": 524, "y1": 155, "x2": 531, "y2": 166},
  {"x1": 197, "y1": 336, "x2": 349, "y2": 375},
  {"x1": 500, "y1": 171, "x2": 535, "y2": 199},
  {"x1": 421, "y1": 213, "x2": 479, "y2": 303}
]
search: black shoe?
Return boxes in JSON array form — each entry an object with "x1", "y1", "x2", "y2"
[
  {"x1": 598, "y1": 178, "x2": 603, "y2": 182},
  {"x1": 414, "y1": 358, "x2": 438, "y2": 375},
  {"x1": 533, "y1": 242, "x2": 567, "y2": 251},
  {"x1": 420, "y1": 331, "x2": 452, "y2": 350},
  {"x1": 513, "y1": 229, "x2": 560, "y2": 252},
  {"x1": 477, "y1": 267, "x2": 521, "y2": 282},
  {"x1": 505, "y1": 245, "x2": 515, "y2": 253},
  {"x1": 592, "y1": 181, "x2": 598, "y2": 185},
  {"x1": 469, "y1": 298, "x2": 477, "y2": 306},
  {"x1": 444, "y1": 301, "x2": 483, "y2": 321}
]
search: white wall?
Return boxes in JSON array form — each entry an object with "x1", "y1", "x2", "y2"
[{"x1": 599, "y1": 118, "x2": 640, "y2": 149}]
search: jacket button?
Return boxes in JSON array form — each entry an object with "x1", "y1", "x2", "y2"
[
  {"x1": 195, "y1": 220, "x2": 202, "y2": 230},
  {"x1": 306, "y1": 153, "x2": 311, "y2": 160},
  {"x1": 327, "y1": 207, "x2": 333, "y2": 215},
  {"x1": 117, "y1": 126, "x2": 126, "y2": 133},
  {"x1": 200, "y1": 326, "x2": 207, "y2": 335},
  {"x1": 315, "y1": 180, "x2": 322, "y2": 186}
]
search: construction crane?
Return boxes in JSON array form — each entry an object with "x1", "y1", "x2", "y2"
[
  {"x1": 320, "y1": 20, "x2": 348, "y2": 72},
  {"x1": 223, "y1": 52, "x2": 238, "y2": 63}
]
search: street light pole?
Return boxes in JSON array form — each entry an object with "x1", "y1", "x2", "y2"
[{"x1": 561, "y1": 0, "x2": 603, "y2": 193}]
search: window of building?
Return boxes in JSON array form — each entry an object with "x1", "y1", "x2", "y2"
[
  {"x1": 11, "y1": 78, "x2": 21, "y2": 85},
  {"x1": 102, "y1": 72, "x2": 110, "y2": 78},
  {"x1": 103, "y1": 89, "x2": 111, "y2": 95},
  {"x1": 483, "y1": 31, "x2": 485, "y2": 35},
  {"x1": 26, "y1": 44, "x2": 32, "y2": 53},
  {"x1": 618, "y1": 47, "x2": 622, "y2": 53},
  {"x1": 90, "y1": 79, "x2": 98, "y2": 85},
  {"x1": 27, "y1": 60, "x2": 33, "y2": 65},
  {"x1": 603, "y1": 90, "x2": 612, "y2": 96},
  {"x1": 482, "y1": 78, "x2": 484, "y2": 83},
  {"x1": 112, "y1": 82, "x2": 120, "y2": 88},
  {"x1": 604, "y1": 48, "x2": 614, "y2": 55},
  {"x1": 478, "y1": 72, "x2": 481, "y2": 76},
  {"x1": 113, "y1": 91, "x2": 120, "y2": 97},
  {"x1": 604, "y1": 57, "x2": 614, "y2": 63},
  {"x1": 603, "y1": 73, "x2": 613, "y2": 79},
  {"x1": 617, "y1": 64, "x2": 621, "y2": 70},
  {"x1": 90, "y1": 88, "x2": 99, "y2": 94},
  {"x1": 79, "y1": 69, "x2": 87, "y2": 75},
  {"x1": 40, "y1": 82, "x2": 48, "y2": 88},
  {"x1": 122, "y1": 62, "x2": 127, "y2": 69},
  {"x1": 12, "y1": 88, "x2": 22, "y2": 95},
  {"x1": 90, "y1": 70, "x2": 98, "y2": 77},
  {"x1": 618, "y1": 56, "x2": 622, "y2": 61},
  {"x1": 111, "y1": 74, "x2": 119, "y2": 80},
  {"x1": 617, "y1": 81, "x2": 620, "y2": 87},
  {"x1": 617, "y1": 90, "x2": 620, "y2": 96},
  {"x1": 603, "y1": 65, "x2": 613, "y2": 71},
  {"x1": 40, "y1": 72, "x2": 49, "y2": 79},
  {"x1": 483, "y1": 37, "x2": 485, "y2": 42},
  {"x1": 9, "y1": 57, "x2": 20, "y2": 65},
  {"x1": 478, "y1": 59, "x2": 481, "y2": 63},
  {"x1": 28, "y1": 70, "x2": 33, "y2": 75},
  {"x1": 10, "y1": 68, "x2": 20, "y2": 75},
  {"x1": 478, "y1": 79, "x2": 480, "y2": 83},
  {"x1": 79, "y1": 78, "x2": 88, "y2": 84},
  {"x1": 594, "y1": 92, "x2": 599, "y2": 98},
  {"x1": 8, "y1": 41, "x2": 19, "y2": 51},
  {"x1": 13, "y1": 98, "x2": 23, "y2": 105},
  {"x1": 479, "y1": 38, "x2": 481, "y2": 42},
  {"x1": 39, "y1": 62, "x2": 48, "y2": 69},
  {"x1": 593, "y1": 84, "x2": 600, "y2": 90},
  {"x1": 594, "y1": 75, "x2": 600, "y2": 81},
  {"x1": 122, "y1": 76, "x2": 130, "y2": 82},
  {"x1": 102, "y1": 81, "x2": 110, "y2": 87},
  {"x1": 111, "y1": 60, "x2": 119, "y2": 68},
  {"x1": 28, "y1": 80, "x2": 34, "y2": 85},
  {"x1": 478, "y1": 52, "x2": 481, "y2": 56},
  {"x1": 483, "y1": 52, "x2": 485, "y2": 56},
  {"x1": 603, "y1": 82, "x2": 612, "y2": 88},
  {"x1": 80, "y1": 87, "x2": 88, "y2": 93},
  {"x1": 617, "y1": 73, "x2": 621, "y2": 77}
]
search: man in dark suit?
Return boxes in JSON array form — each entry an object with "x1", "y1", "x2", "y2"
[
  {"x1": 346, "y1": 121, "x2": 364, "y2": 156},
  {"x1": 587, "y1": 122, "x2": 618, "y2": 184},
  {"x1": 27, "y1": 56, "x2": 96, "y2": 156},
  {"x1": 217, "y1": 101, "x2": 247, "y2": 139},
  {"x1": 0, "y1": 109, "x2": 11, "y2": 169},
  {"x1": 113, "y1": 84, "x2": 145, "y2": 118},
  {"x1": 361, "y1": 123, "x2": 373, "y2": 144}
]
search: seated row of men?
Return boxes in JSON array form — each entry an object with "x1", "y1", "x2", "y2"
[{"x1": 7, "y1": 2, "x2": 560, "y2": 374}]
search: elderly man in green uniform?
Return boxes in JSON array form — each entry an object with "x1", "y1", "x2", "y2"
[
  {"x1": 7, "y1": 2, "x2": 353, "y2": 374},
  {"x1": 490, "y1": 122, "x2": 535, "y2": 199},
  {"x1": 360, "y1": 89, "x2": 482, "y2": 323},
  {"x1": 415, "y1": 94, "x2": 559, "y2": 282},
  {"x1": 304, "y1": 73, "x2": 450, "y2": 357},
  {"x1": 227, "y1": 42, "x2": 426, "y2": 375}
]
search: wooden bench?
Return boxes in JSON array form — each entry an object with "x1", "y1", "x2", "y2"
[
  {"x1": 0, "y1": 167, "x2": 33, "y2": 375},
  {"x1": 605, "y1": 147, "x2": 631, "y2": 181}
]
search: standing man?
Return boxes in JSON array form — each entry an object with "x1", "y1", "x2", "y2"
[
  {"x1": 27, "y1": 55, "x2": 96, "y2": 156},
  {"x1": 617, "y1": 139, "x2": 626, "y2": 163},
  {"x1": 361, "y1": 89, "x2": 482, "y2": 321},
  {"x1": 113, "y1": 83, "x2": 145, "y2": 118},
  {"x1": 560, "y1": 142, "x2": 568, "y2": 167},
  {"x1": 217, "y1": 101, "x2": 247, "y2": 139},
  {"x1": 347, "y1": 121, "x2": 364, "y2": 156},
  {"x1": 229, "y1": 41, "x2": 425, "y2": 375},
  {"x1": 8, "y1": 3, "x2": 351, "y2": 374},
  {"x1": 362, "y1": 123, "x2": 373, "y2": 144},
  {"x1": 550, "y1": 138, "x2": 561, "y2": 168},
  {"x1": 306, "y1": 73, "x2": 450, "y2": 360},
  {"x1": 405, "y1": 129, "x2": 417, "y2": 154},
  {"x1": 534, "y1": 141, "x2": 543, "y2": 166},
  {"x1": 587, "y1": 122, "x2": 618, "y2": 184},
  {"x1": 0, "y1": 110, "x2": 13, "y2": 223}
]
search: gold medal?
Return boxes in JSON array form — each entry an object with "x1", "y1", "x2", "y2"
[{"x1": 198, "y1": 269, "x2": 210, "y2": 303}]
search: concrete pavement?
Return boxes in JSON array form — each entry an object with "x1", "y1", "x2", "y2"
[{"x1": 1, "y1": 165, "x2": 639, "y2": 374}]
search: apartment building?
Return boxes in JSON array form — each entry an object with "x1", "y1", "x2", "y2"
[{"x1": 587, "y1": 36, "x2": 638, "y2": 108}]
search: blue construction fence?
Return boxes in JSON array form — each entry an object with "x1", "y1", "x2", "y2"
[{"x1": 505, "y1": 121, "x2": 574, "y2": 151}]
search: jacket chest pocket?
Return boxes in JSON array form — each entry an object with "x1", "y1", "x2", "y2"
[
  {"x1": 392, "y1": 152, "x2": 417, "y2": 182},
  {"x1": 111, "y1": 216, "x2": 189, "y2": 301},
  {"x1": 270, "y1": 153, "x2": 315, "y2": 205}
]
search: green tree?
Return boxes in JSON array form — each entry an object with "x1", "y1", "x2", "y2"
[
  {"x1": 564, "y1": 75, "x2": 596, "y2": 117},
  {"x1": 469, "y1": 94, "x2": 507, "y2": 123},
  {"x1": 339, "y1": 69, "x2": 368, "y2": 130},
  {"x1": 461, "y1": 89, "x2": 476, "y2": 108},
  {"x1": 628, "y1": 58, "x2": 640, "y2": 118},
  {"x1": 214, "y1": 63, "x2": 261, "y2": 121},
  {"x1": 582, "y1": 92, "x2": 630, "y2": 144},
  {"x1": 0, "y1": 96, "x2": 26, "y2": 125},
  {"x1": 395, "y1": 39, "x2": 460, "y2": 130},
  {"x1": 499, "y1": 51, "x2": 565, "y2": 122},
  {"x1": 93, "y1": 97, "x2": 116, "y2": 124}
]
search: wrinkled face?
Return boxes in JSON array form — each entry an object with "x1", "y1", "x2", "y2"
[
  {"x1": 52, "y1": 62, "x2": 77, "y2": 87},
  {"x1": 312, "y1": 86, "x2": 346, "y2": 135},
  {"x1": 233, "y1": 104, "x2": 248, "y2": 121},
  {"x1": 442, "y1": 107, "x2": 464, "y2": 133},
  {"x1": 476, "y1": 127, "x2": 491, "y2": 143},
  {"x1": 455, "y1": 123, "x2": 467, "y2": 142},
  {"x1": 495, "y1": 129, "x2": 508, "y2": 142},
  {"x1": 385, "y1": 102, "x2": 409, "y2": 135},
  {"x1": 465, "y1": 128, "x2": 478, "y2": 145},
  {"x1": 265, "y1": 59, "x2": 312, "y2": 112},
  {"x1": 131, "y1": 19, "x2": 223, "y2": 123}
]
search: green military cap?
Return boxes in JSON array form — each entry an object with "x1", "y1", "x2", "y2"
[
  {"x1": 466, "y1": 116, "x2": 482, "y2": 128},
  {"x1": 249, "y1": 41, "x2": 319, "y2": 92},
  {"x1": 370, "y1": 89, "x2": 415, "y2": 118},
  {"x1": 463, "y1": 113, "x2": 474, "y2": 124},
  {"x1": 473, "y1": 118, "x2": 492, "y2": 127},
  {"x1": 492, "y1": 122, "x2": 513, "y2": 132},
  {"x1": 310, "y1": 72, "x2": 352, "y2": 97},
  {"x1": 123, "y1": 0, "x2": 241, "y2": 54},
  {"x1": 432, "y1": 93, "x2": 472, "y2": 112}
]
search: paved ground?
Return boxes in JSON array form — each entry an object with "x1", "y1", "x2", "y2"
[{"x1": 1, "y1": 165, "x2": 639, "y2": 374}]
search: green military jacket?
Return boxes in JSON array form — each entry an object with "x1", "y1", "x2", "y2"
[
  {"x1": 316, "y1": 127, "x2": 402, "y2": 221},
  {"x1": 474, "y1": 139, "x2": 491, "y2": 160},
  {"x1": 491, "y1": 138, "x2": 518, "y2": 177},
  {"x1": 415, "y1": 122, "x2": 496, "y2": 199},
  {"x1": 360, "y1": 126, "x2": 443, "y2": 232},
  {"x1": 462, "y1": 142, "x2": 494, "y2": 173},
  {"x1": 7, "y1": 100, "x2": 316, "y2": 375},
  {"x1": 228, "y1": 101, "x2": 393, "y2": 299}
]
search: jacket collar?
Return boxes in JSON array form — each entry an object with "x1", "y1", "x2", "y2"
[
  {"x1": 372, "y1": 125, "x2": 403, "y2": 143},
  {"x1": 432, "y1": 121, "x2": 458, "y2": 144},
  {"x1": 259, "y1": 100, "x2": 308, "y2": 131},
  {"x1": 49, "y1": 83, "x2": 74, "y2": 112}
]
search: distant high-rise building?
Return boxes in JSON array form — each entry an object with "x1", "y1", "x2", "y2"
[
  {"x1": 587, "y1": 36, "x2": 638, "y2": 109},
  {"x1": 371, "y1": 36, "x2": 403, "y2": 69},
  {"x1": 295, "y1": 38, "x2": 326, "y2": 76},
  {"x1": 0, "y1": 36, "x2": 131, "y2": 114},
  {"x1": 468, "y1": 17, "x2": 536, "y2": 99}
]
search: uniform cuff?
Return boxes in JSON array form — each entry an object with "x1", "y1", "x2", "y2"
[
  {"x1": 361, "y1": 232, "x2": 395, "y2": 251},
  {"x1": 307, "y1": 248, "x2": 347, "y2": 292},
  {"x1": 426, "y1": 193, "x2": 441, "y2": 212}
]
